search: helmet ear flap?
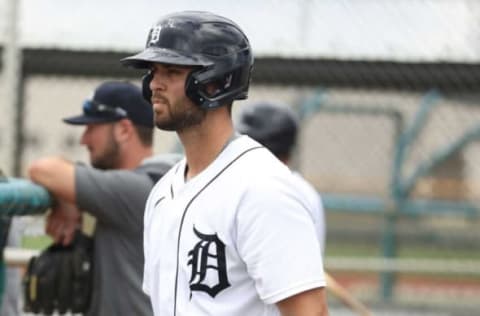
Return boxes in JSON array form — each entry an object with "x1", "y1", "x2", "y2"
[
  {"x1": 186, "y1": 66, "x2": 249, "y2": 109},
  {"x1": 142, "y1": 71, "x2": 153, "y2": 103}
]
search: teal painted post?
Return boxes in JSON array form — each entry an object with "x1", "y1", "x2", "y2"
[
  {"x1": 381, "y1": 90, "x2": 441, "y2": 301},
  {"x1": 0, "y1": 249, "x2": 3, "y2": 309},
  {"x1": 0, "y1": 177, "x2": 51, "y2": 309},
  {"x1": 0, "y1": 178, "x2": 52, "y2": 216},
  {"x1": 380, "y1": 204, "x2": 398, "y2": 301},
  {"x1": 0, "y1": 171, "x2": 7, "y2": 308},
  {"x1": 0, "y1": 260, "x2": 4, "y2": 310}
]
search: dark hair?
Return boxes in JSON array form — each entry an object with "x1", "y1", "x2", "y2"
[{"x1": 133, "y1": 125, "x2": 154, "y2": 146}]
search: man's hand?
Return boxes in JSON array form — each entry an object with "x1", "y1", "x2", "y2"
[{"x1": 46, "y1": 200, "x2": 82, "y2": 246}]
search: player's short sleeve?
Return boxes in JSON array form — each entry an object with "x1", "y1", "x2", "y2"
[
  {"x1": 293, "y1": 173, "x2": 327, "y2": 254},
  {"x1": 75, "y1": 165, "x2": 153, "y2": 231},
  {"x1": 235, "y1": 177, "x2": 326, "y2": 304}
]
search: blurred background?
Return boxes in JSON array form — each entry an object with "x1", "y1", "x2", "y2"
[{"x1": 1, "y1": 0, "x2": 480, "y2": 315}]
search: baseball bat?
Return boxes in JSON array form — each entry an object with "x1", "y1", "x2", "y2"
[{"x1": 325, "y1": 271, "x2": 372, "y2": 316}]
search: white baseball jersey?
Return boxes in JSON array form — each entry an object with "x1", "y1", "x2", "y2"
[
  {"x1": 143, "y1": 136, "x2": 326, "y2": 316},
  {"x1": 291, "y1": 172, "x2": 326, "y2": 254}
]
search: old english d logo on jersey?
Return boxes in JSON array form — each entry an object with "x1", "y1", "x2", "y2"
[{"x1": 187, "y1": 226, "x2": 230, "y2": 298}]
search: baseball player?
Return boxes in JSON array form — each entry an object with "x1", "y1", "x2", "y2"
[
  {"x1": 28, "y1": 81, "x2": 177, "y2": 316},
  {"x1": 122, "y1": 11, "x2": 328, "y2": 316},
  {"x1": 236, "y1": 102, "x2": 326, "y2": 253}
]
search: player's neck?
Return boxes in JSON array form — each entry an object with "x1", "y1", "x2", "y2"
[{"x1": 179, "y1": 115, "x2": 234, "y2": 180}]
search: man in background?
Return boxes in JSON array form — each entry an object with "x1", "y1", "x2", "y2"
[
  {"x1": 28, "y1": 81, "x2": 176, "y2": 316},
  {"x1": 236, "y1": 101, "x2": 326, "y2": 253}
]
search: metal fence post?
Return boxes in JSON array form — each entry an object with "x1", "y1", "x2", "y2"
[{"x1": 3, "y1": 0, "x2": 22, "y2": 177}]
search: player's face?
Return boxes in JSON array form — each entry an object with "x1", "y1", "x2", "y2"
[
  {"x1": 149, "y1": 63, "x2": 207, "y2": 132},
  {"x1": 80, "y1": 123, "x2": 120, "y2": 169}
]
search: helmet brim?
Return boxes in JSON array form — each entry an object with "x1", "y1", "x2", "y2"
[{"x1": 121, "y1": 47, "x2": 213, "y2": 69}]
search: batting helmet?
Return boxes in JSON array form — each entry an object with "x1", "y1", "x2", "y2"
[
  {"x1": 236, "y1": 102, "x2": 299, "y2": 158},
  {"x1": 121, "y1": 11, "x2": 254, "y2": 109}
]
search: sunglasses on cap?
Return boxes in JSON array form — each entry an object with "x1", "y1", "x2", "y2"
[{"x1": 82, "y1": 100, "x2": 128, "y2": 119}]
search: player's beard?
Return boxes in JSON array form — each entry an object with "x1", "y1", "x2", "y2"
[
  {"x1": 90, "y1": 127, "x2": 120, "y2": 170},
  {"x1": 153, "y1": 92, "x2": 207, "y2": 132}
]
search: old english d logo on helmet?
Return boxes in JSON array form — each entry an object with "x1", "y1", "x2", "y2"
[
  {"x1": 121, "y1": 11, "x2": 254, "y2": 109},
  {"x1": 148, "y1": 26, "x2": 162, "y2": 45}
]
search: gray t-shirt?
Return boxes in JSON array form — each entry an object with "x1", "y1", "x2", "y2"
[{"x1": 75, "y1": 157, "x2": 176, "y2": 316}]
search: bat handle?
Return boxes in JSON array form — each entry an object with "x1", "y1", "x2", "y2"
[{"x1": 325, "y1": 272, "x2": 372, "y2": 316}]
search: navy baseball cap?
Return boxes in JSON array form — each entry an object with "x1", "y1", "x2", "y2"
[{"x1": 63, "y1": 81, "x2": 154, "y2": 128}]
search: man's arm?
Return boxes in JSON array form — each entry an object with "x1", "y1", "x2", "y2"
[
  {"x1": 28, "y1": 156, "x2": 76, "y2": 203},
  {"x1": 276, "y1": 287, "x2": 329, "y2": 316}
]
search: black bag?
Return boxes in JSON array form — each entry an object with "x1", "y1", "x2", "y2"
[{"x1": 23, "y1": 230, "x2": 93, "y2": 315}]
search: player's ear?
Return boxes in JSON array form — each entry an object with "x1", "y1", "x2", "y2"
[{"x1": 113, "y1": 119, "x2": 134, "y2": 143}]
